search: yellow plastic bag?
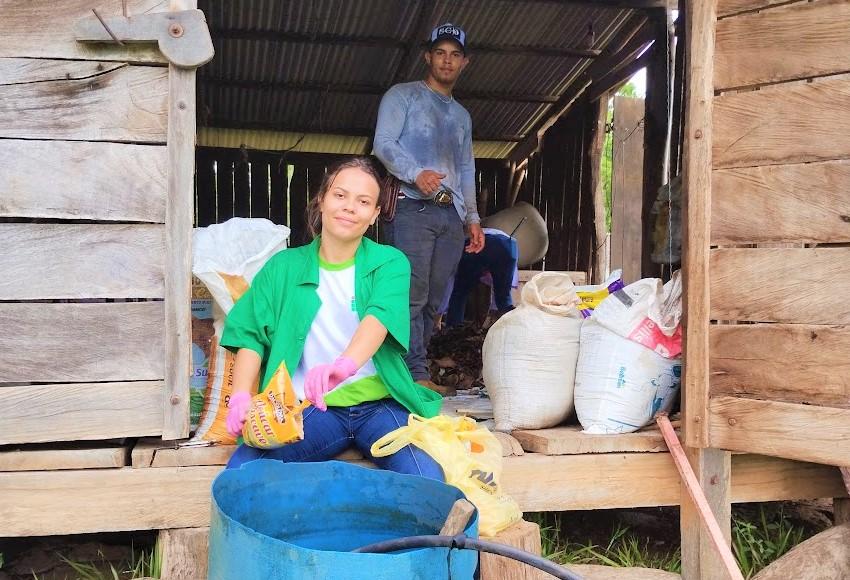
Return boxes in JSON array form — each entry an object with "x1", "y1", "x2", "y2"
[
  {"x1": 371, "y1": 415, "x2": 522, "y2": 536},
  {"x1": 242, "y1": 363, "x2": 311, "y2": 449}
]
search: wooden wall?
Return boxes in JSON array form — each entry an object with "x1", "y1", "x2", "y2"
[
  {"x1": 0, "y1": 1, "x2": 195, "y2": 443},
  {"x1": 514, "y1": 96, "x2": 600, "y2": 274},
  {"x1": 194, "y1": 147, "x2": 512, "y2": 247},
  {"x1": 685, "y1": 0, "x2": 850, "y2": 466}
]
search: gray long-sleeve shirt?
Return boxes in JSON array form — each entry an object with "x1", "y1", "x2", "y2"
[{"x1": 373, "y1": 81, "x2": 480, "y2": 224}]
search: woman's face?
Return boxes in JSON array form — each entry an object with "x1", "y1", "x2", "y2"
[{"x1": 319, "y1": 166, "x2": 381, "y2": 243}]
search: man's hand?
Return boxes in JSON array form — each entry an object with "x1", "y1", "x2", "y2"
[
  {"x1": 415, "y1": 169, "x2": 446, "y2": 195},
  {"x1": 465, "y1": 223, "x2": 485, "y2": 253}
]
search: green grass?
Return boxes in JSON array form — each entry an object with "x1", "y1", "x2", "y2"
[
  {"x1": 28, "y1": 539, "x2": 162, "y2": 580},
  {"x1": 531, "y1": 513, "x2": 681, "y2": 573},
  {"x1": 532, "y1": 504, "x2": 809, "y2": 577},
  {"x1": 732, "y1": 506, "x2": 804, "y2": 579}
]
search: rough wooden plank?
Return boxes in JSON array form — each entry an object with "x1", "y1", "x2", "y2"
[
  {"x1": 710, "y1": 248, "x2": 850, "y2": 324},
  {"x1": 0, "y1": 62, "x2": 167, "y2": 143},
  {"x1": 0, "y1": 444, "x2": 128, "y2": 472},
  {"x1": 0, "y1": 453, "x2": 844, "y2": 536},
  {"x1": 159, "y1": 527, "x2": 209, "y2": 580},
  {"x1": 512, "y1": 425, "x2": 669, "y2": 455},
  {"x1": 715, "y1": 0, "x2": 850, "y2": 90},
  {"x1": 610, "y1": 96, "x2": 646, "y2": 284},
  {"x1": 480, "y1": 519, "x2": 545, "y2": 580},
  {"x1": 710, "y1": 324, "x2": 850, "y2": 408},
  {"x1": 713, "y1": 75, "x2": 850, "y2": 169},
  {"x1": 0, "y1": 0, "x2": 170, "y2": 63},
  {"x1": 439, "y1": 499, "x2": 476, "y2": 536},
  {"x1": 0, "y1": 466, "x2": 221, "y2": 536},
  {"x1": 710, "y1": 396, "x2": 850, "y2": 466},
  {"x1": 493, "y1": 432, "x2": 525, "y2": 457},
  {"x1": 682, "y1": 0, "x2": 716, "y2": 449},
  {"x1": 712, "y1": 160, "x2": 850, "y2": 244},
  {"x1": 0, "y1": 58, "x2": 126, "y2": 84},
  {"x1": 0, "y1": 224, "x2": 165, "y2": 300},
  {"x1": 716, "y1": 0, "x2": 799, "y2": 18},
  {"x1": 680, "y1": 446, "x2": 733, "y2": 580},
  {"x1": 0, "y1": 302, "x2": 165, "y2": 383},
  {"x1": 0, "y1": 381, "x2": 163, "y2": 445},
  {"x1": 151, "y1": 445, "x2": 235, "y2": 468},
  {"x1": 162, "y1": 55, "x2": 196, "y2": 440},
  {"x1": 0, "y1": 139, "x2": 166, "y2": 221}
]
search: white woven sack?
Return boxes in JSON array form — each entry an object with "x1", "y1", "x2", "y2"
[
  {"x1": 482, "y1": 272, "x2": 583, "y2": 431},
  {"x1": 574, "y1": 318, "x2": 681, "y2": 434}
]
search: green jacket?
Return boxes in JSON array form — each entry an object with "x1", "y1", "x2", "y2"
[{"x1": 220, "y1": 237, "x2": 442, "y2": 418}]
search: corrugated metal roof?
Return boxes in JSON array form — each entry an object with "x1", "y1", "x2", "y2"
[{"x1": 197, "y1": 0, "x2": 639, "y2": 157}]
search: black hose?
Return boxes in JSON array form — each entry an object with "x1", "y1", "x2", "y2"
[{"x1": 352, "y1": 533, "x2": 582, "y2": 580}]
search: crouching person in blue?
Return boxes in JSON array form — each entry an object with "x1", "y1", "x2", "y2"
[
  {"x1": 446, "y1": 228, "x2": 518, "y2": 327},
  {"x1": 221, "y1": 157, "x2": 444, "y2": 480}
]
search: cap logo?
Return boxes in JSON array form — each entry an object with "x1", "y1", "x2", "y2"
[{"x1": 438, "y1": 25, "x2": 460, "y2": 37}]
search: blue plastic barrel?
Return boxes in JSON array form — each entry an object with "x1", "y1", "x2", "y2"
[{"x1": 209, "y1": 460, "x2": 479, "y2": 579}]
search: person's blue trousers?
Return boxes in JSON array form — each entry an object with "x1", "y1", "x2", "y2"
[
  {"x1": 446, "y1": 234, "x2": 518, "y2": 327},
  {"x1": 226, "y1": 399, "x2": 444, "y2": 481},
  {"x1": 383, "y1": 197, "x2": 465, "y2": 380}
]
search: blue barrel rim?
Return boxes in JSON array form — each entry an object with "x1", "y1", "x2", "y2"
[{"x1": 211, "y1": 459, "x2": 479, "y2": 558}]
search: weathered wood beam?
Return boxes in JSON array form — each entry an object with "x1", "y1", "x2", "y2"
[
  {"x1": 201, "y1": 119, "x2": 525, "y2": 142},
  {"x1": 587, "y1": 48, "x2": 652, "y2": 101},
  {"x1": 200, "y1": 78, "x2": 560, "y2": 104},
  {"x1": 507, "y1": 13, "x2": 651, "y2": 164},
  {"x1": 211, "y1": 29, "x2": 601, "y2": 59}
]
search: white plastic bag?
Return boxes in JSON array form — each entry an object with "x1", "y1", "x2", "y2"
[
  {"x1": 192, "y1": 218, "x2": 291, "y2": 443},
  {"x1": 482, "y1": 272, "x2": 583, "y2": 431},
  {"x1": 192, "y1": 217, "x2": 291, "y2": 315},
  {"x1": 592, "y1": 271, "x2": 682, "y2": 358}
]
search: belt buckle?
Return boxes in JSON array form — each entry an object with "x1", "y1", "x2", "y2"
[{"x1": 434, "y1": 189, "x2": 453, "y2": 207}]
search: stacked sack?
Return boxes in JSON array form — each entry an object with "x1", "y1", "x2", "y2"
[
  {"x1": 482, "y1": 272, "x2": 583, "y2": 431},
  {"x1": 191, "y1": 218, "x2": 291, "y2": 444},
  {"x1": 574, "y1": 272, "x2": 683, "y2": 434}
]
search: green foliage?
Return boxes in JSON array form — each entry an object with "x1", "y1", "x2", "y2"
[{"x1": 732, "y1": 506, "x2": 804, "y2": 579}]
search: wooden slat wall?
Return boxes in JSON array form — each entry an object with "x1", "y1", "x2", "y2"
[
  {"x1": 715, "y1": 0, "x2": 850, "y2": 90},
  {"x1": 703, "y1": 0, "x2": 850, "y2": 466},
  {"x1": 0, "y1": 225, "x2": 165, "y2": 300},
  {"x1": 0, "y1": 61, "x2": 168, "y2": 143},
  {"x1": 0, "y1": 0, "x2": 170, "y2": 63},
  {"x1": 0, "y1": 4, "x2": 182, "y2": 444},
  {"x1": 513, "y1": 96, "x2": 599, "y2": 273},
  {"x1": 0, "y1": 140, "x2": 167, "y2": 221}
]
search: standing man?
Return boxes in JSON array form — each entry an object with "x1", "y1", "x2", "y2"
[{"x1": 374, "y1": 22, "x2": 484, "y2": 392}]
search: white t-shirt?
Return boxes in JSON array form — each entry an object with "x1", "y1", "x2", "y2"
[{"x1": 290, "y1": 258, "x2": 384, "y2": 404}]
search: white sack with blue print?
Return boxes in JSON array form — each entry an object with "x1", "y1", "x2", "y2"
[{"x1": 574, "y1": 273, "x2": 682, "y2": 434}]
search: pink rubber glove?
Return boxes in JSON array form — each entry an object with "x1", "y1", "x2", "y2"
[
  {"x1": 226, "y1": 391, "x2": 252, "y2": 437},
  {"x1": 304, "y1": 356, "x2": 358, "y2": 411}
]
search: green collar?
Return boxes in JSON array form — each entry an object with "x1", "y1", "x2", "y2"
[{"x1": 295, "y1": 237, "x2": 393, "y2": 286}]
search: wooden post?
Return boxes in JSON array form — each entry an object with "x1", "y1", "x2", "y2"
[
  {"x1": 590, "y1": 93, "x2": 610, "y2": 283},
  {"x1": 162, "y1": 0, "x2": 198, "y2": 440},
  {"x1": 610, "y1": 96, "x2": 645, "y2": 283},
  {"x1": 680, "y1": 0, "x2": 730, "y2": 579},
  {"x1": 835, "y1": 498, "x2": 850, "y2": 525},
  {"x1": 159, "y1": 527, "x2": 209, "y2": 580},
  {"x1": 641, "y1": 9, "x2": 671, "y2": 280},
  {"x1": 480, "y1": 519, "x2": 545, "y2": 580}
]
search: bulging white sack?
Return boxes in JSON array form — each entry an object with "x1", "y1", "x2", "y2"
[{"x1": 482, "y1": 272, "x2": 583, "y2": 431}]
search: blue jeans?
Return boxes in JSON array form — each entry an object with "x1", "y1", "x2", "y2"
[
  {"x1": 384, "y1": 197, "x2": 465, "y2": 380},
  {"x1": 226, "y1": 399, "x2": 444, "y2": 481},
  {"x1": 447, "y1": 234, "x2": 518, "y2": 326}
]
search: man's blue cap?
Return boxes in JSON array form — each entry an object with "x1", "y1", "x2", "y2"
[{"x1": 429, "y1": 23, "x2": 466, "y2": 52}]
